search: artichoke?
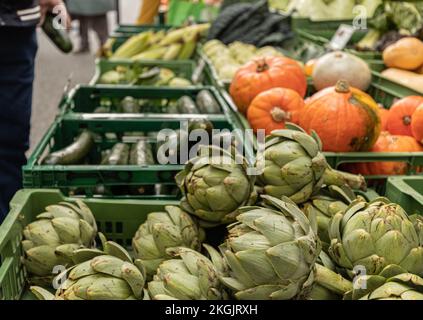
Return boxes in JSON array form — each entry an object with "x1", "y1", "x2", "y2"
[
  {"x1": 219, "y1": 195, "x2": 321, "y2": 300},
  {"x1": 22, "y1": 200, "x2": 98, "y2": 285},
  {"x1": 257, "y1": 124, "x2": 366, "y2": 204},
  {"x1": 31, "y1": 234, "x2": 147, "y2": 300},
  {"x1": 175, "y1": 146, "x2": 256, "y2": 227},
  {"x1": 302, "y1": 185, "x2": 358, "y2": 250},
  {"x1": 147, "y1": 245, "x2": 228, "y2": 300},
  {"x1": 328, "y1": 197, "x2": 423, "y2": 278},
  {"x1": 132, "y1": 206, "x2": 204, "y2": 277},
  {"x1": 345, "y1": 265, "x2": 423, "y2": 300}
]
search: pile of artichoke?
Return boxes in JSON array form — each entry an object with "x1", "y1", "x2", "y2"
[{"x1": 25, "y1": 128, "x2": 423, "y2": 301}]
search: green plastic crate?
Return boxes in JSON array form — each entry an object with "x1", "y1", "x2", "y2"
[
  {"x1": 0, "y1": 189, "x2": 178, "y2": 300},
  {"x1": 113, "y1": 24, "x2": 172, "y2": 35},
  {"x1": 90, "y1": 58, "x2": 203, "y2": 86},
  {"x1": 23, "y1": 111, "x2": 251, "y2": 197},
  {"x1": 385, "y1": 176, "x2": 423, "y2": 216},
  {"x1": 61, "y1": 86, "x2": 230, "y2": 118}
]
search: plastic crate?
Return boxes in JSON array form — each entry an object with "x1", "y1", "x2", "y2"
[
  {"x1": 385, "y1": 177, "x2": 423, "y2": 216},
  {"x1": 61, "y1": 86, "x2": 230, "y2": 119},
  {"x1": 23, "y1": 112, "x2": 251, "y2": 197},
  {"x1": 90, "y1": 58, "x2": 202, "y2": 86},
  {"x1": 113, "y1": 24, "x2": 172, "y2": 35},
  {"x1": 0, "y1": 189, "x2": 178, "y2": 300}
]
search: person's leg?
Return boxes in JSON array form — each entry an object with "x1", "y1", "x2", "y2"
[
  {"x1": 91, "y1": 14, "x2": 109, "y2": 46},
  {"x1": 137, "y1": 0, "x2": 160, "y2": 24},
  {"x1": 77, "y1": 15, "x2": 90, "y2": 52},
  {"x1": 0, "y1": 27, "x2": 37, "y2": 221}
]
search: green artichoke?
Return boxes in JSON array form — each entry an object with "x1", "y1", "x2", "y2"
[
  {"x1": 302, "y1": 185, "x2": 358, "y2": 251},
  {"x1": 257, "y1": 124, "x2": 366, "y2": 204},
  {"x1": 132, "y1": 206, "x2": 204, "y2": 277},
  {"x1": 345, "y1": 265, "x2": 423, "y2": 300},
  {"x1": 147, "y1": 245, "x2": 228, "y2": 300},
  {"x1": 31, "y1": 234, "x2": 147, "y2": 300},
  {"x1": 22, "y1": 200, "x2": 98, "y2": 285},
  {"x1": 175, "y1": 146, "x2": 256, "y2": 227},
  {"x1": 219, "y1": 195, "x2": 321, "y2": 300},
  {"x1": 328, "y1": 197, "x2": 423, "y2": 278}
]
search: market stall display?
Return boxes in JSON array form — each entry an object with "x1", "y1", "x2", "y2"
[{"x1": 0, "y1": 0, "x2": 422, "y2": 302}]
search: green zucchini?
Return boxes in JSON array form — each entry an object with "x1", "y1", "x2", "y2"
[
  {"x1": 196, "y1": 90, "x2": 221, "y2": 114},
  {"x1": 177, "y1": 96, "x2": 199, "y2": 114},
  {"x1": 129, "y1": 140, "x2": 155, "y2": 165},
  {"x1": 101, "y1": 143, "x2": 130, "y2": 165},
  {"x1": 121, "y1": 96, "x2": 141, "y2": 113},
  {"x1": 166, "y1": 101, "x2": 179, "y2": 114},
  {"x1": 43, "y1": 130, "x2": 94, "y2": 165},
  {"x1": 94, "y1": 106, "x2": 111, "y2": 113},
  {"x1": 42, "y1": 12, "x2": 73, "y2": 53},
  {"x1": 188, "y1": 119, "x2": 214, "y2": 136}
]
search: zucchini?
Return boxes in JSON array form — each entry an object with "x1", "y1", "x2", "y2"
[
  {"x1": 129, "y1": 139, "x2": 155, "y2": 165},
  {"x1": 42, "y1": 12, "x2": 73, "y2": 53},
  {"x1": 137, "y1": 67, "x2": 161, "y2": 84},
  {"x1": 177, "y1": 96, "x2": 199, "y2": 114},
  {"x1": 94, "y1": 106, "x2": 111, "y2": 113},
  {"x1": 188, "y1": 119, "x2": 214, "y2": 136},
  {"x1": 196, "y1": 90, "x2": 221, "y2": 114},
  {"x1": 101, "y1": 143, "x2": 130, "y2": 165},
  {"x1": 121, "y1": 96, "x2": 141, "y2": 113},
  {"x1": 43, "y1": 130, "x2": 94, "y2": 165},
  {"x1": 166, "y1": 101, "x2": 179, "y2": 114}
]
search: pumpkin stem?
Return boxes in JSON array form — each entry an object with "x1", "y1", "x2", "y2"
[
  {"x1": 271, "y1": 107, "x2": 291, "y2": 123},
  {"x1": 335, "y1": 80, "x2": 350, "y2": 93},
  {"x1": 403, "y1": 115, "x2": 412, "y2": 125},
  {"x1": 256, "y1": 59, "x2": 269, "y2": 72}
]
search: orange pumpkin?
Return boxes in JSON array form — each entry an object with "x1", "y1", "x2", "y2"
[
  {"x1": 386, "y1": 96, "x2": 423, "y2": 136},
  {"x1": 378, "y1": 104, "x2": 389, "y2": 131},
  {"x1": 229, "y1": 56, "x2": 307, "y2": 114},
  {"x1": 298, "y1": 80, "x2": 381, "y2": 152},
  {"x1": 247, "y1": 88, "x2": 305, "y2": 135},
  {"x1": 411, "y1": 104, "x2": 423, "y2": 143},
  {"x1": 304, "y1": 59, "x2": 317, "y2": 77},
  {"x1": 344, "y1": 132, "x2": 423, "y2": 175}
]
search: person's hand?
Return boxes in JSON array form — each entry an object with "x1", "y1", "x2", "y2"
[{"x1": 39, "y1": 0, "x2": 71, "y2": 29}]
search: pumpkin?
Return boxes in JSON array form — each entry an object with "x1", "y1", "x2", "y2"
[
  {"x1": 304, "y1": 59, "x2": 317, "y2": 77},
  {"x1": 247, "y1": 88, "x2": 305, "y2": 135},
  {"x1": 378, "y1": 104, "x2": 389, "y2": 131},
  {"x1": 411, "y1": 104, "x2": 423, "y2": 143},
  {"x1": 383, "y1": 37, "x2": 423, "y2": 70},
  {"x1": 312, "y1": 51, "x2": 371, "y2": 91},
  {"x1": 416, "y1": 65, "x2": 423, "y2": 75},
  {"x1": 299, "y1": 80, "x2": 381, "y2": 152},
  {"x1": 381, "y1": 68, "x2": 423, "y2": 94},
  {"x1": 229, "y1": 56, "x2": 307, "y2": 114},
  {"x1": 343, "y1": 132, "x2": 423, "y2": 176},
  {"x1": 386, "y1": 96, "x2": 423, "y2": 136}
]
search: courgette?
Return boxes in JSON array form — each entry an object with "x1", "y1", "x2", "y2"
[
  {"x1": 188, "y1": 119, "x2": 214, "y2": 136},
  {"x1": 196, "y1": 90, "x2": 221, "y2": 114},
  {"x1": 177, "y1": 96, "x2": 199, "y2": 114},
  {"x1": 101, "y1": 143, "x2": 130, "y2": 165},
  {"x1": 137, "y1": 67, "x2": 161, "y2": 85},
  {"x1": 42, "y1": 12, "x2": 73, "y2": 53},
  {"x1": 121, "y1": 96, "x2": 140, "y2": 113},
  {"x1": 94, "y1": 106, "x2": 111, "y2": 113},
  {"x1": 129, "y1": 139, "x2": 155, "y2": 165},
  {"x1": 42, "y1": 130, "x2": 94, "y2": 165}
]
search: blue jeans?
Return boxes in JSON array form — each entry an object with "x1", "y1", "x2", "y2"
[{"x1": 0, "y1": 27, "x2": 37, "y2": 221}]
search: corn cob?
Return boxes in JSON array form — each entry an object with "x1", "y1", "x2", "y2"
[
  {"x1": 162, "y1": 43, "x2": 182, "y2": 60},
  {"x1": 111, "y1": 31, "x2": 152, "y2": 59},
  {"x1": 131, "y1": 47, "x2": 168, "y2": 60},
  {"x1": 148, "y1": 30, "x2": 166, "y2": 46},
  {"x1": 178, "y1": 40, "x2": 196, "y2": 60},
  {"x1": 159, "y1": 28, "x2": 186, "y2": 46}
]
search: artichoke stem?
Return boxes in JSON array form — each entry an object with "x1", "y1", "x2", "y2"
[
  {"x1": 315, "y1": 264, "x2": 353, "y2": 295},
  {"x1": 323, "y1": 168, "x2": 366, "y2": 191}
]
